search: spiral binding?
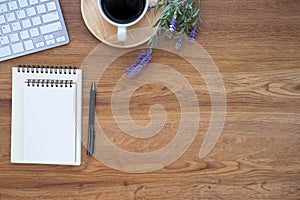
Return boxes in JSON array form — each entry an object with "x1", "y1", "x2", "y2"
[
  {"x1": 26, "y1": 79, "x2": 74, "y2": 88},
  {"x1": 17, "y1": 65, "x2": 77, "y2": 75}
]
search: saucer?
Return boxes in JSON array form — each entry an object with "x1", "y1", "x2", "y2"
[{"x1": 81, "y1": 0, "x2": 160, "y2": 48}]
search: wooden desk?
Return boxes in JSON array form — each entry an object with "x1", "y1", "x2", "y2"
[{"x1": 0, "y1": 0, "x2": 299, "y2": 199}]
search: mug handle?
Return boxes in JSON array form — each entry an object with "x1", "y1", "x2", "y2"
[{"x1": 117, "y1": 26, "x2": 127, "y2": 41}]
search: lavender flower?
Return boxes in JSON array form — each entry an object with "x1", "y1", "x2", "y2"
[
  {"x1": 125, "y1": 49, "x2": 153, "y2": 78},
  {"x1": 147, "y1": 5, "x2": 155, "y2": 11},
  {"x1": 125, "y1": 50, "x2": 147, "y2": 74},
  {"x1": 175, "y1": 36, "x2": 183, "y2": 49},
  {"x1": 188, "y1": 26, "x2": 198, "y2": 44},
  {"x1": 126, "y1": 0, "x2": 202, "y2": 78},
  {"x1": 168, "y1": 18, "x2": 177, "y2": 38}
]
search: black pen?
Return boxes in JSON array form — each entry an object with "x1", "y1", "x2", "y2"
[{"x1": 87, "y1": 82, "x2": 96, "y2": 156}]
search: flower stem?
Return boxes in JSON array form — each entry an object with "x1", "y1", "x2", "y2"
[{"x1": 196, "y1": 0, "x2": 200, "y2": 9}]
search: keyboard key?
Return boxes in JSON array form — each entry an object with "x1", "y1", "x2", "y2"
[
  {"x1": 8, "y1": 1, "x2": 18, "y2": 11},
  {"x1": 35, "y1": 41, "x2": 44, "y2": 48},
  {"x1": 22, "y1": 19, "x2": 31, "y2": 28},
  {"x1": 42, "y1": 11, "x2": 58, "y2": 23},
  {"x1": 16, "y1": 10, "x2": 26, "y2": 19},
  {"x1": 40, "y1": 0, "x2": 50, "y2": 2},
  {"x1": 2, "y1": 24, "x2": 11, "y2": 34},
  {"x1": 56, "y1": 36, "x2": 65, "y2": 43},
  {"x1": 6, "y1": 13, "x2": 16, "y2": 22},
  {"x1": 46, "y1": 39, "x2": 55, "y2": 45},
  {"x1": 0, "y1": 15, "x2": 5, "y2": 24},
  {"x1": 37, "y1": 4, "x2": 46, "y2": 14},
  {"x1": 44, "y1": 33, "x2": 53, "y2": 40},
  {"x1": 26, "y1": 7, "x2": 36, "y2": 17},
  {"x1": 29, "y1": 0, "x2": 38, "y2": 5},
  {"x1": 24, "y1": 39, "x2": 34, "y2": 50},
  {"x1": 40, "y1": 21, "x2": 62, "y2": 34},
  {"x1": 0, "y1": 35, "x2": 9, "y2": 45},
  {"x1": 31, "y1": 16, "x2": 41, "y2": 25},
  {"x1": 0, "y1": 46, "x2": 12, "y2": 58},
  {"x1": 9, "y1": 33, "x2": 19, "y2": 42},
  {"x1": 18, "y1": 0, "x2": 28, "y2": 8},
  {"x1": 11, "y1": 42, "x2": 24, "y2": 54},
  {"x1": 0, "y1": 4, "x2": 8, "y2": 13},
  {"x1": 12, "y1": 22, "x2": 22, "y2": 31},
  {"x1": 29, "y1": 27, "x2": 39, "y2": 37},
  {"x1": 46, "y1": 1, "x2": 56, "y2": 11},
  {"x1": 20, "y1": 30, "x2": 29, "y2": 39}
]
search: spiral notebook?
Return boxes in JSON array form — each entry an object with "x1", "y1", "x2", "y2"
[{"x1": 11, "y1": 66, "x2": 82, "y2": 166}]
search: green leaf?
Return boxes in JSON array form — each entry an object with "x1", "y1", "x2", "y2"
[{"x1": 153, "y1": 18, "x2": 162, "y2": 27}]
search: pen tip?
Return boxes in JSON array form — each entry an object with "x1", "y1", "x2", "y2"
[{"x1": 91, "y1": 81, "x2": 96, "y2": 90}]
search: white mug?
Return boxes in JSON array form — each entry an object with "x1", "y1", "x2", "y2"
[{"x1": 97, "y1": 0, "x2": 149, "y2": 41}]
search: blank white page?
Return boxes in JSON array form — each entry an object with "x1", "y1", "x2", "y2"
[{"x1": 23, "y1": 83, "x2": 76, "y2": 164}]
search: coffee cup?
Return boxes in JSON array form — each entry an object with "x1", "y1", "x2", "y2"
[{"x1": 97, "y1": 0, "x2": 149, "y2": 41}]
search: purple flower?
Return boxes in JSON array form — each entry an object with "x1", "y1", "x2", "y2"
[
  {"x1": 125, "y1": 49, "x2": 153, "y2": 78},
  {"x1": 125, "y1": 50, "x2": 147, "y2": 74},
  {"x1": 175, "y1": 36, "x2": 183, "y2": 49},
  {"x1": 168, "y1": 18, "x2": 177, "y2": 38},
  {"x1": 188, "y1": 26, "x2": 198, "y2": 44},
  {"x1": 147, "y1": 5, "x2": 155, "y2": 11}
]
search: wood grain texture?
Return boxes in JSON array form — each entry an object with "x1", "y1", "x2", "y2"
[{"x1": 0, "y1": 0, "x2": 299, "y2": 199}]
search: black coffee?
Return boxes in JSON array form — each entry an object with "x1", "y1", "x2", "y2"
[{"x1": 101, "y1": 0, "x2": 146, "y2": 24}]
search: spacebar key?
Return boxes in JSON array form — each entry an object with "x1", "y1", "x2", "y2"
[{"x1": 40, "y1": 22, "x2": 62, "y2": 34}]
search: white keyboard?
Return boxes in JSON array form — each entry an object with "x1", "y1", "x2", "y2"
[{"x1": 0, "y1": 0, "x2": 69, "y2": 62}]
